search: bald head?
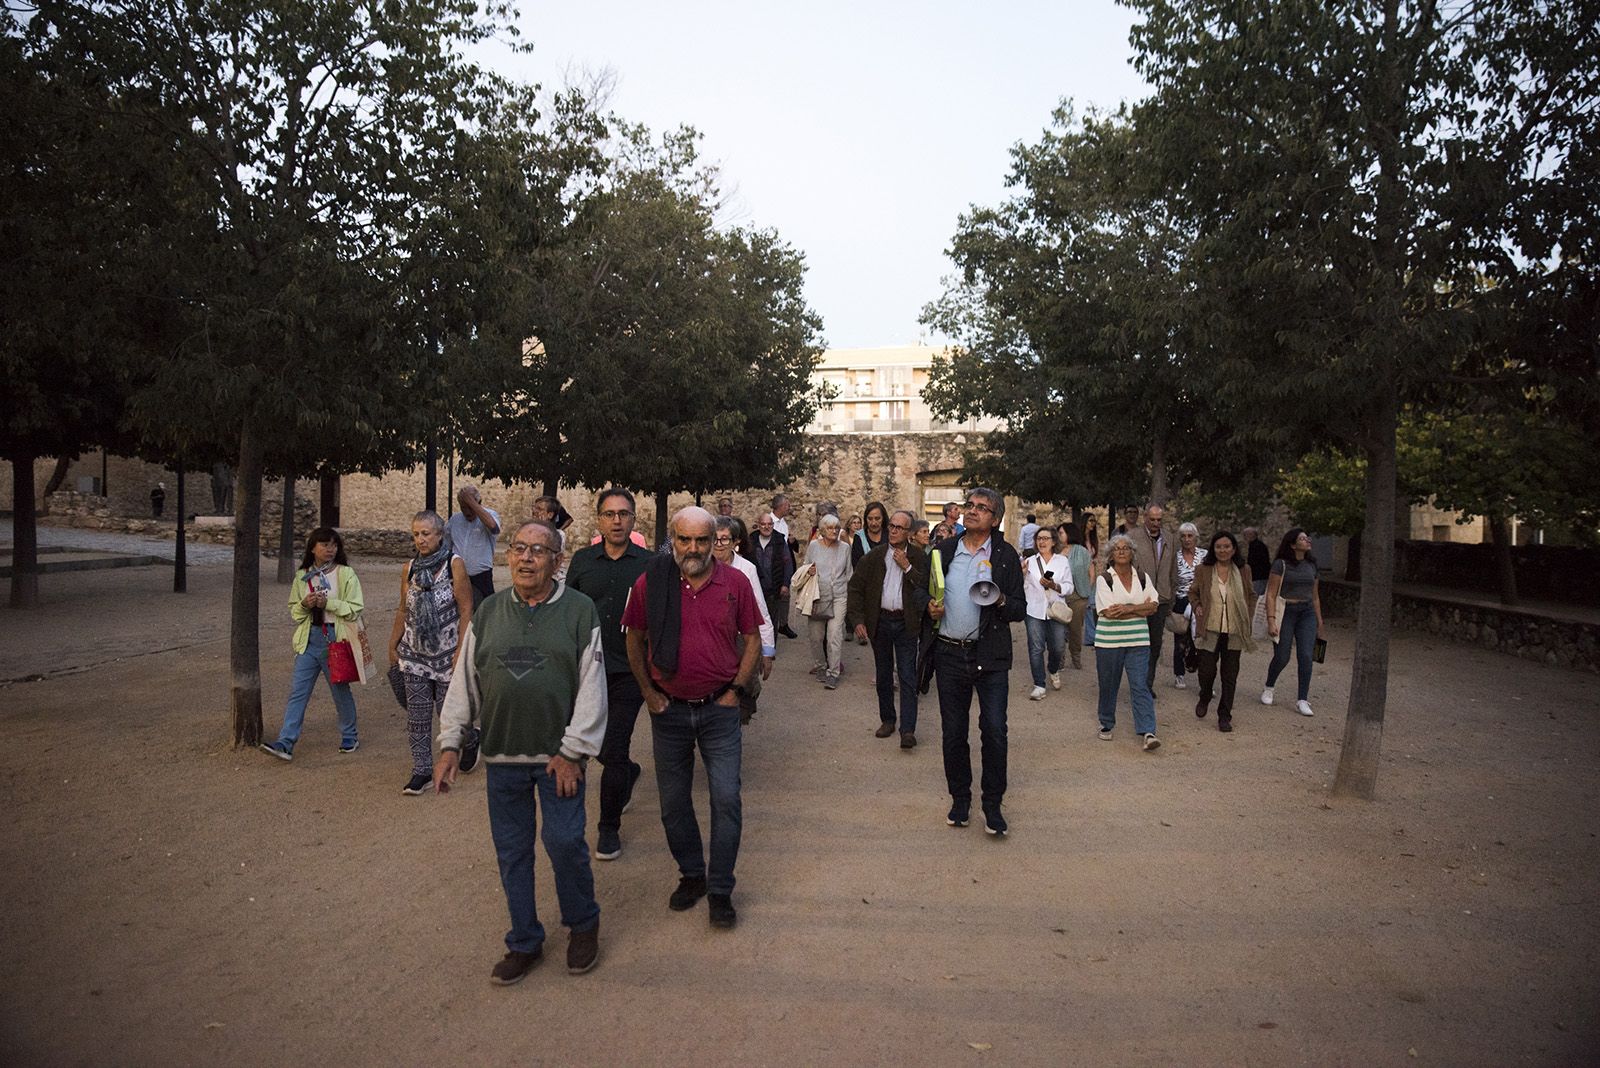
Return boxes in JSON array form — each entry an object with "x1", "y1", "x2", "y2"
[{"x1": 671, "y1": 506, "x2": 716, "y2": 578}]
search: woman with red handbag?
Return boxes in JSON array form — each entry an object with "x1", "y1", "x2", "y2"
[{"x1": 260, "y1": 528, "x2": 364, "y2": 761}]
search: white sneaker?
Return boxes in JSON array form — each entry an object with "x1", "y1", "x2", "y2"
[
  {"x1": 1142, "y1": 733, "x2": 1161, "y2": 751},
  {"x1": 1048, "y1": 672, "x2": 1061, "y2": 691},
  {"x1": 1173, "y1": 676, "x2": 1187, "y2": 689},
  {"x1": 1029, "y1": 686, "x2": 1046, "y2": 701},
  {"x1": 1296, "y1": 700, "x2": 1314, "y2": 716},
  {"x1": 1261, "y1": 686, "x2": 1275, "y2": 706}
]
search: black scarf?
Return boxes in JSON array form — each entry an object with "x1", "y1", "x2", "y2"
[{"x1": 644, "y1": 552, "x2": 684, "y2": 677}]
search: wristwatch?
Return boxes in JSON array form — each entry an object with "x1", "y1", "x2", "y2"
[{"x1": 730, "y1": 682, "x2": 750, "y2": 698}]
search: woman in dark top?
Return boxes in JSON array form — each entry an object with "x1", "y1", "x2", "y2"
[
  {"x1": 852, "y1": 500, "x2": 888, "y2": 566},
  {"x1": 1261, "y1": 527, "x2": 1325, "y2": 717}
]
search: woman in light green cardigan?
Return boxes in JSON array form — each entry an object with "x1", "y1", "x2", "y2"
[{"x1": 260, "y1": 528, "x2": 364, "y2": 760}]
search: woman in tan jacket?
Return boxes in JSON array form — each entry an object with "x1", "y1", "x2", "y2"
[{"x1": 1188, "y1": 531, "x2": 1257, "y2": 732}]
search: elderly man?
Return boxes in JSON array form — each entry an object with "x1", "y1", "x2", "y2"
[
  {"x1": 449, "y1": 484, "x2": 501, "y2": 607},
  {"x1": 622, "y1": 506, "x2": 763, "y2": 929},
  {"x1": 716, "y1": 497, "x2": 735, "y2": 517},
  {"x1": 1129, "y1": 502, "x2": 1180, "y2": 692},
  {"x1": 565, "y1": 488, "x2": 653, "y2": 862},
  {"x1": 846, "y1": 509, "x2": 929, "y2": 748},
  {"x1": 1243, "y1": 526, "x2": 1271, "y2": 596},
  {"x1": 751, "y1": 512, "x2": 796, "y2": 639},
  {"x1": 435, "y1": 519, "x2": 607, "y2": 985},
  {"x1": 927, "y1": 488, "x2": 1026, "y2": 836},
  {"x1": 942, "y1": 500, "x2": 965, "y2": 537}
]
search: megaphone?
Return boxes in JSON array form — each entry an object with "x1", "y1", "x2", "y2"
[{"x1": 970, "y1": 559, "x2": 999, "y2": 605}]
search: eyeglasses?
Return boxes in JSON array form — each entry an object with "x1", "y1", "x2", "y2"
[
  {"x1": 887, "y1": 522, "x2": 910, "y2": 531},
  {"x1": 508, "y1": 542, "x2": 557, "y2": 559},
  {"x1": 964, "y1": 500, "x2": 994, "y2": 515},
  {"x1": 598, "y1": 510, "x2": 633, "y2": 521},
  {"x1": 713, "y1": 535, "x2": 733, "y2": 545}
]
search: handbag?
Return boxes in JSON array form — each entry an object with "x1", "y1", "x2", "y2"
[
  {"x1": 325, "y1": 625, "x2": 360, "y2": 684},
  {"x1": 1250, "y1": 596, "x2": 1269, "y2": 642},
  {"x1": 1047, "y1": 600, "x2": 1073, "y2": 625},
  {"x1": 1165, "y1": 608, "x2": 1189, "y2": 635}
]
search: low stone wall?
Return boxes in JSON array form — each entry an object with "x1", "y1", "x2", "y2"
[
  {"x1": 1321, "y1": 580, "x2": 1599, "y2": 674},
  {"x1": 40, "y1": 490, "x2": 318, "y2": 556}
]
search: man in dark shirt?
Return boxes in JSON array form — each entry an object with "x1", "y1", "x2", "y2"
[
  {"x1": 622, "y1": 506, "x2": 762, "y2": 929},
  {"x1": 1243, "y1": 527, "x2": 1272, "y2": 596},
  {"x1": 751, "y1": 511, "x2": 796, "y2": 639},
  {"x1": 564, "y1": 488, "x2": 653, "y2": 863}
]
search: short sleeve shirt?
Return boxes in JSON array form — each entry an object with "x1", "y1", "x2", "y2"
[
  {"x1": 448, "y1": 508, "x2": 501, "y2": 576},
  {"x1": 620, "y1": 559, "x2": 762, "y2": 699}
]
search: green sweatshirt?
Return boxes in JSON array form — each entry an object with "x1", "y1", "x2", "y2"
[{"x1": 438, "y1": 582, "x2": 608, "y2": 764}]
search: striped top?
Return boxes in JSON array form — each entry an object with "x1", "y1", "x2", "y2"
[{"x1": 1093, "y1": 568, "x2": 1157, "y2": 648}]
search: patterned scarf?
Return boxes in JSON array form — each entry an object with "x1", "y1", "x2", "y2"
[
  {"x1": 409, "y1": 537, "x2": 454, "y2": 651},
  {"x1": 306, "y1": 562, "x2": 338, "y2": 627}
]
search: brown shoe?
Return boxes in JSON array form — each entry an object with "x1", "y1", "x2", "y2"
[
  {"x1": 567, "y1": 923, "x2": 599, "y2": 974},
  {"x1": 1195, "y1": 698, "x2": 1209, "y2": 719},
  {"x1": 874, "y1": 722, "x2": 895, "y2": 738},
  {"x1": 490, "y1": 947, "x2": 542, "y2": 986},
  {"x1": 900, "y1": 731, "x2": 917, "y2": 749}
]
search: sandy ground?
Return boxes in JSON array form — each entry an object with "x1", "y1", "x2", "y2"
[{"x1": 0, "y1": 555, "x2": 1596, "y2": 1067}]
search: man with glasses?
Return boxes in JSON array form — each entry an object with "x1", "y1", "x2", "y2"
[
  {"x1": 435, "y1": 519, "x2": 608, "y2": 985},
  {"x1": 751, "y1": 512, "x2": 797, "y2": 639},
  {"x1": 846, "y1": 509, "x2": 929, "y2": 749},
  {"x1": 927, "y1": 488, "x2": 1025, "y2": 836},
  {"x1": 566, "y1": 489, "x2": 653, "y2": 862},
  {"x1": 622, "y1": 507, "x2": 763, "y2": 929}
]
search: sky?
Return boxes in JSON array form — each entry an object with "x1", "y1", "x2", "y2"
[{"x1": 496, "y1": 1, "x2": 1151, "y2": 350}]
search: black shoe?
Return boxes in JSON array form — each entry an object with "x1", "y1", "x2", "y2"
[
  {"x1": 779, "y1": 625, "x2": 798, "y2": 639},
  {"x1": 708, "y1": 893, "x2": 737, "y2": 929},
  {"x1": 900, "y1": 731, "x2": 916, "y2": 749},
  {"x1": 595, "y1": 828, "x2": 622, "y2": 861},
  {"x1": 983, "y1": 807, "x2": 1008, "y2": 837},
  {"x1": 567, "y1": 923, "x2": 599, "y2": 974},
  {"x1": 402, "y1": 773, "x2": 433, "y2": 796},
  {"x1": 946, "y1": 800, "x2": 970, "y2": 827},
  {"x1": 490, "y1": 947, "x2": 542, "y2": 986},
  {"x1": 1195, "y1": 699, "x2": 1209, "y2": 719},
  {"x1": 669, "y1": 875, "x2": 708, "y2": 911},
  {"x1": 1219, "y1": 716, "x2": 1233, "y2": 733},
  {"x1": 459, "y1": 727, "x2": 481, "y2": 774}
]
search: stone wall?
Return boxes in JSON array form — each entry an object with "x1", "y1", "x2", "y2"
[{"x1": 1320, "y1": 580, "x2": 1599, "y2": 674}]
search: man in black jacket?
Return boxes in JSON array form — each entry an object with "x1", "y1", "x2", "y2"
[
  {"x1": 751, "y1": 512, "x2": 796, "y2": 639},
  {"x1": 927, "y1": 488, "x2": 1026, "y2": 836},
  {"x1": 846, "y1": 509, "x2": 929, "y2": 749}
]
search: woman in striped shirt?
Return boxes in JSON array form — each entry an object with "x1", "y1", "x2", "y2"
[{"x1": 1094, "y1": 534, "x2": 1161, "y2": 751}]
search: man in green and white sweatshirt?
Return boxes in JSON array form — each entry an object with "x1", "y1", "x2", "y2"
[{"x1": 435, "y1": 519, "x2": 608, "y2": 986}]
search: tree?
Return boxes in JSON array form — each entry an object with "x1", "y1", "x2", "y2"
[
  {"x1": 921, "y1": 107, "x2": 1261, "y2": 515},
  {"x1": 21, "y1": 0, "x2": 518, "y2": 744},
  {"x1": 1126, "y1": 0, "x2": 1600, "y2": 796}
]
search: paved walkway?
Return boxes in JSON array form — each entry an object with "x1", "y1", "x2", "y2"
[{"x1": 3, "y1": 519, "x2": 236, "y2": 565}]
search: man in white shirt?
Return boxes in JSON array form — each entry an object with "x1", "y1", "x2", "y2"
[{"x1": 448, "y1": 485, "x2": 501, "y2": 607}]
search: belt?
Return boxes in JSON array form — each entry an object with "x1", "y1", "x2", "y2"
[
  {"x1": 937, "y1": 634, "x2": 977, "y2": 648},
  {"x1": 672, "y1": 681, "x2": 734, "y2": 708},
  {"x1": 880, "y1": 609, "x2": 905, "y2": 618}
]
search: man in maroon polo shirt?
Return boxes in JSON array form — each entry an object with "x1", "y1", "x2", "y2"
[{"x1": 622, "y1": 506, "x2": 762, "y2": 929}]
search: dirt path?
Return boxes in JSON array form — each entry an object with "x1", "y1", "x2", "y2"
[{"x1": 1, "y1": 562, "x2": 1595, "y2": 1066}]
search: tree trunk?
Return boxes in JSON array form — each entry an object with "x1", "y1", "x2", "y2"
[
  {"x1": 655, "y1": 487, "x2": 670, "y2": 548},
  {"x1": 1149, "y1": 435, "x2": 1169, "y2": 506},
  {"x1": 319, "y1": 470, "x2": 339, "y2": 526},
  {"x1": 8, "y1": 454, "x2": 40, "y2": 608},
  {"x1": 42, "y1": 454, "x2": 72, "y2": 498},
  {"x1": 1332, "y1": 397, "x2": 1397, "y2": 800},
  {"x1": 174, "y1": 456, "x2": 187, "y2": 594},
  {"x1": 276, "y1": 476, "x2": 296, "y2": 585},
  {"x1": 424, "y1": 439, "x2": 437, "y2": 512},
  {"x1": 1487, "y1": 513, "x2": 1518, "y2": 606},
  {"x1": 1345, "y1": 530, "x2": 1362, "y2": 583},
  {"x1": 231, "y1": 424, "x2": 265, "y2": 748}
]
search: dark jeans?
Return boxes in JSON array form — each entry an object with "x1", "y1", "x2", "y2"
[
  {"x1": 1146, "y1": 600, "x2": 1172, "y2": 689},
  {"x1": 651, "y1": 700, "x2": 743, "y2": 895},
  {"x1": 1266, "y1": 600, "x2": 1318, "y2": 701},
  {"x1": 873, "y1": 615, "x2": 920, "y2": 733},
  {"x1": 468, "y1": 569, "x2": 494, "y2": 609},
  {"x1": 597, "y1": 671, "x2": 644, "y2": 835},
  {"x1": 486, "y1": 763, "x2": 599, "y2": 954},
  {"x1": 1196, "y1": 632, "x2": 1241, "y2": 719},
  {"x1": 934, "y1": 642, "x2": 1009, "y2": 808}
]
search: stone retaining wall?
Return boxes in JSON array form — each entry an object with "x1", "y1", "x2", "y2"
[{"x1": 1320, "y1": 580, "x2": 1599, "y2": 674}]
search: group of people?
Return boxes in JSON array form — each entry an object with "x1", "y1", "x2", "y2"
[{"x1": 256, "y1": 486, "x2": 1327, "y2": 987}]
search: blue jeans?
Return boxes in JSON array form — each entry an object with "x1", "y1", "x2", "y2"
[
  {"x1": 1024, "y1": 616, "x2": 1067, "y2": 687},
  {"x1": 274, "y1": 625, "x2": 358, "y2": 751},
  {"x1": 1266, "y1": 601, "x2": 1319, "y2": 701},
  {"x1": 651, "y1": 701, "x2": 743, "y2": 895},
  {"x1": 934, "y1": 642, "x2": 1009, "y2": 807},
  {"x1": 1095, "y1": 645, "x2": 1156, "y2": 735},
  {"x1": 486, "y1": 763, "x2": 599, "y2": 954},
  {"x1": 597, "y1": 671, "x2": 645, "y2": 835},
  {"x1": 873, "y1": 615, "x2": 920, "y2": 733}
]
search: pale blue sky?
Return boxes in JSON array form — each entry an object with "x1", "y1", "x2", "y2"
[{"x1": 500, "y1": 2, "x2": 1150, "y2": 349}]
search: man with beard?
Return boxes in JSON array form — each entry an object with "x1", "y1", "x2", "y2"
[{"x1": 621, "y1": 506, "x2": 762, "y2": 929}]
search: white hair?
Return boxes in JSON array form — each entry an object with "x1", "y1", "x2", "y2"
[{"x1": 1178, "y1": 522, "x2": 1198, "y2": 536}]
